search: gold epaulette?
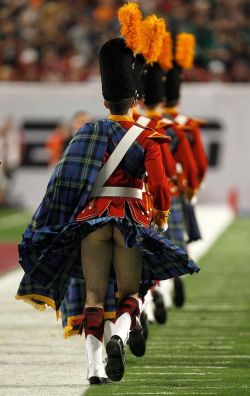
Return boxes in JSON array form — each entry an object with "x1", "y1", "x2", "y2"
[
  {"x1": 174, "y1": 123, "x2": 192, "y2": 131},
  {"x1": 189, "y1": 117, "x2": 207, "y2": 126},
  {"x1": 147, "y1": 131, "x2": 171, "y2": 141},
  {"x1": 155, "y1": 118, "x2": 173, "y2": 129}
]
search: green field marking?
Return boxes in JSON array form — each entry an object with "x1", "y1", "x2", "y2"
[
  {"x1": 0, "y1": 209, "x2": 31, "y2": 242},
  {"x1": 84, "y1": 218, "x2": 250, "y2": 396}
]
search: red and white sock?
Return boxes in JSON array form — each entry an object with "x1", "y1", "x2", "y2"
[
  {"x1": 113, "y1": 297, "x2": 139, "y2": 346},
  {"x1": 143, "y1": 290, "x2": 155, "y2": 322},
  {"x1": 82, "y1": 307, "x2": 106, "y2": 379},
  {"x1": 104, "y1": 319, "x2": 116, "y2": 347}
]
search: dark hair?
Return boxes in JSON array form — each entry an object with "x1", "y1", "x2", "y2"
[
  {"x1": 164, "y1": 66, "x2": 182, "y2": 105},
  {"x1": 106, "y1": 98, "x2": 134, "y2": 115},
  {"x1": 164, "y1": 98, "x2": 179, "y2": 107}
]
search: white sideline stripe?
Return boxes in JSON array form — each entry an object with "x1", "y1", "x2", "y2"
[
  {"x1": 188, "y1": 204, "x2": 234, "y2": 261},
  {"x1": 0, "y1": 212, "x2": 29, "y2": 231},
  {"x1": 0, "y1": 269, "x2": 89, "y2": 395}
]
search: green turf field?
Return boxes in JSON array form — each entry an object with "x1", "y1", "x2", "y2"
[{"x1": 84, "y1": 218, "x2": 250, "y2": 396}]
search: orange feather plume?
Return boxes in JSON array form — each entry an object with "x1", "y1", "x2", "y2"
[
  {"x1": 140, "y1": 15, "x2": 166, "y2": 64},
  {"x1": 175, "y1": 33, "x2": 196, "y2": 69},
  {"x1": 118, "y1": 2, "x2": 143, "y2": 54},
  {"x1": 158, "y1": 31, "x2": 173, "y2": 70}
]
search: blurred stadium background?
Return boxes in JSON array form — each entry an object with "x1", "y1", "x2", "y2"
[
  {"x1": 0, "y1": 1, "x2": 250, "y2": 394},
  {"x1": 1, "y1": 0, "x2": 249, "y2": 215}
]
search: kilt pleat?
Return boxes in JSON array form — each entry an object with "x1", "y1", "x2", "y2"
[
  {"x1": 181, "y1": 199, "x2": 202, "y2": 243},
  {"x1": 166, "y1": 196, "x2": 186, "y2": 251}
]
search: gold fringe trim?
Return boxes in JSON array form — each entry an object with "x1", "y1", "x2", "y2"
[
  {"x1": 15, "y1": 294, "x2": 60, "y2": 321},
  {"x1": 63, "y1": 315, "x2": 83, "y2": 339},
  {"x1": 15, "y1": 293, "x2": 56, "y2": 309},
  {"x1": 104, "y1": 311, "x2": 116, "y2": 320},
  {"x1": 64, "y1": 328, "x2": 80, "y2": 339},
  {"x1": 15, "y1": 294, "x2": 47, "y2": 311},
  {"x1": 67, "y1": 315, "x2": 83, "y2": 326}
]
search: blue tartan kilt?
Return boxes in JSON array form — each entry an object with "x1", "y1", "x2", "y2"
[
  {"x1": 165, "y1": 196, "x2": 186, "y2": 251},
  {"x1": 181, "y1": 199, "x2": 202, "y2": 243},
  {"x1": 17, "y1": 209, "x2": 199, "y2": 315}
]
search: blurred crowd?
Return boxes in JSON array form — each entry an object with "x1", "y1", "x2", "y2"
[{"x1": 0, "y1": 0, "x2": 249, "y2": 82}]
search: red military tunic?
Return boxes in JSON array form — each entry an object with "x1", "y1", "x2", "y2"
[
  {"x1": 162, "y1": 107, "x2": 200, "y2": 199},
  {"x1": 183, "y1": 117, "x2": 208, "y2": 183},
  {"x1": 164, "y1": 107, "x2": 207, "y2": 186},
  {"x1": 77, "y1": 115, "x2": 171, "y2": 227},
  {"x1": 134, "y1": 109, "x2": 180, "y2": 199}
]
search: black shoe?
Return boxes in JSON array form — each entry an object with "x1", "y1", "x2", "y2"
[
  {"x1": 88, "y1": 376, "x2": 111, "y2": 385},
  {"x1": 128, "y1": 319, "x2": 146, "y2": 357},
  {"x1": 140, "y1": 311, "x2": 149, "y2": 341},
  {"x1": 173, "y1": 277, "x2": 185, "y2": 308},
  {"x1": 153, "y1": 290, "x2": 167, "y2": 324},
  {"x1": 105, "y1": 335, "x2": 125, "y2": 381}
]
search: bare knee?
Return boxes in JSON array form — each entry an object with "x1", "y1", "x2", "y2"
[{"x1": 81, "y1": 224, "x2": 113, "y2": 308}]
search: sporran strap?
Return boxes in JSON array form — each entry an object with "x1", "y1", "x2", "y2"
[{"x1": 94, "y1": 123, "x2": 145, "y2": 187}]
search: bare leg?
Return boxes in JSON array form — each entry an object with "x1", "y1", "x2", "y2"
[
  {"x1": 81, "y1": 224, "x2": 113, "y2": 383},
  {"x1": 112, "y1": 226, "x2": 142, "y2": 344},
  {"x1": 112, "y1": 226, "x2": 142, "y2": 300},
  {"x1": 105, "y1": 226, "x2": 142, "y2": 382},
  {"x1": 81, "y1": 224, "x2": 113, "y2": 307}
]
